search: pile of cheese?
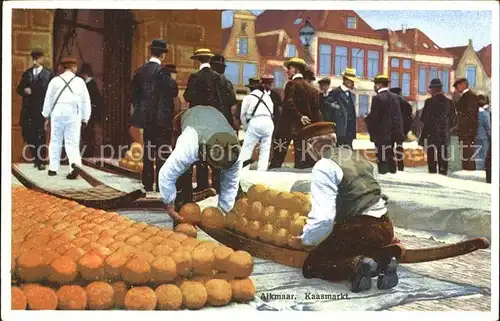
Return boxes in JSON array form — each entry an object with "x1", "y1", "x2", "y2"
[
  {"x1": 118, "y1": 142, "x2": 143, "y2": 172},
  {"x1": 227, "y1": 185, "x2": 311, "y2": 250},
  {"x1": 11, "y1": 187, "x2": 255, "y2": 310}
]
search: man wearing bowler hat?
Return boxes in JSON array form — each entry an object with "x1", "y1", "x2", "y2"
[
  {"x1": 323, "y1": 67, "x2": 359, "y2": 149},
  {"x1": 365, "y1": 74, "x2": 404, "y2": 174},
  {"x1": 453, "y1": 77, "x2": 479, "y2": 170},
  {"x1": 419, "y1": 78, "x2": 456, "y2": 175},
  {"x1": 16, "y1": 49, "x2": 54, "y2": 170},
  {"x1": 130, "y1": 39, "x2": 170, "y2": 191}
]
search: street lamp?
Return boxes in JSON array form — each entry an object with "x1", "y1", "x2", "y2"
[{"x1": 299, "y1": 18, "x2": 316, "y2": 65}]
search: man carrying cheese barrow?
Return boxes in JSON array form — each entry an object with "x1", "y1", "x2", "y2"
[
  {"x1": 158, "y1": 105, "x2": 242, "y2": 218},
  {"x1": 290, "y1": 123, "x2": 399, "y2": 293}
]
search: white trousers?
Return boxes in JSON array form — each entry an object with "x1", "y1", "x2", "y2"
[
  {"x1": 239, "y1": 116, "x2": 274, "y2": 171},
  {"x1": 49, "y1": 116, "x2": 82, "y2": 173}
]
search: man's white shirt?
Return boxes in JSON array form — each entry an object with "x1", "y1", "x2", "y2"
[
  {"x1": 158, "y1": 127, "x2": 241, "y2": 213},
  {"x1": 299, "y1": 158, "x2": 388, "y2": 247},
  {"x1": 240, "y1": 89, "x2": 274, "y2": 129},
  {"x1": 42, "y1": 70, "x2": 91, "y2": 123}
]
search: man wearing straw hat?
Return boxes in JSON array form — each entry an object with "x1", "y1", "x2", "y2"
[
  {"x1": 365, "y1": 74, "x2": 404, "y2": 174},
  {"x1": 290, "y1": 124, "x2": 399, "y2": 292},
  {"x1": 323, "y1": 67, "x2": 358, "y2": 149},
  {"x1": 269, "y1": 57, "x2": 322, "y2": 169},
  {"x1": 239, "y1": 75, "x2": 275, "y2": 171},
  {"x1": 42, "y1": 57, "x2": 91, "y2": 179}
]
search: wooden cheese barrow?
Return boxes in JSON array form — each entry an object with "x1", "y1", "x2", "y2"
[{"x1": 165, "y1": 210, "x2": 489, "y2": 268}]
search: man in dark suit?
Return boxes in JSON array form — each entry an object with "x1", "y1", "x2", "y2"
[
  {"x1": 183, "y1": 48, "x2": 229, "y2": 194},
  {"x1": 130, "y1": 39, "x2": 167, "y2": 191},
  {"x1": 210, "y1": 54, "x2": 238, "y2": 130},
  {"x1": 269, "y1": 57, "x2": 322, "y2": 169},
  {"x1": 453, "y1": 78, "x2": 478, "y2": 170},
  {"x1": 16, "y1": 49, "x2": 54, "y2": 170},
  {"x1": 419, "y1": 79, "x2": 457, "y2": 175},
  {"x1": 365, "y1": 74, "x2": 404, "y2": 174},
  {"x1": 78, "y1": 63, "x2": 104, "y2": 157},
  {"x1": 323, "y1": 68, "x2": 358, "y2": 149},
  {"x1": 390, "y1": 87, "x2": 413, "y2": 171},
  {"x1": 143, "y1": 61, "x2": 179, "y2": 192}
]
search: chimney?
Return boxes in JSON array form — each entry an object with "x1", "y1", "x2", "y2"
[
  {"x1": 468, "y1": 39, "x2": 473, "y2": 47},
  {"x1": 401, "y1": 24, "x2": 407, "y2": 34}
]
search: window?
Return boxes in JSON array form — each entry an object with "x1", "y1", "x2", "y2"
[
  {"x1": 285, "y1": 44, "x2": 296, "y2": 58},
  {"x1": 430, "y1": 67, "x2": 438, "y2": 80},
  {"x1": 352, "y1": 48, "x2": 364, "y2": 77},
  {"x1": 422, "y1": 43, "x2": 429, "y2": 49},
  {"x1": 402, "y1": 73, "x2": 411, "y2": 97},
  {"x1": 418, "y1": 67, "x2": 427, "y2": 93},
  {"x1": 358, "y1": 94, "x2": 370, "y2": 117},
  {"x1": 334, "y1": 46, "x2": 348, "y2": 75},
  {"x1": 226, "y1": 62, "x2": 241, "y2": 85},
  {"x1": 293, "y1": 18, "x2": 303, "y2": 25},
  {"x1": 390, "y1": 72, "x2": 400, "y2": 88},
  {"x1": 391, "y1": 58, "x2": 400, "y2": 68},
  {"x1": 367, "y1": 50, "x2": 379, "y2": 78},
  {"x1": 237, "y1": 37, "x2": 248, "y2": 55},
  {"x1": 319, "y1": 44, "x2": 332, "y2": 75},
  {"x1": 403, "y1": 59, "x2": 412, "y2": 69},
  {"x1": 241, "y1": 22, "x2": 247, "y2": 32},
  {"x1": 466, "y1": 66, "x2": 476, "y2": 88},
  {"x1": 243, "y1": 63, "x2": 257, "y2": 85},
  {"x1": 274, "y1": 69, "x2": 286, "y2": 88},
  {"x1": 347, "y1": 17, "x2": 357, "y2": 29},
  {"x1": 440, "y1": 68, "x2": 450, "y2": 93}
]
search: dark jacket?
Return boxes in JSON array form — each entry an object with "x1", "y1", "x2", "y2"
[
  {"x1": 85, "y1": 78, "x2": 105, "y2": 123},
  {"x1": 130, "y1": 61, "x2": 162, "y2": 129},
  {"x1": 323, "y1": 86, "x2": 356, "y2": 143},
  {"x1": 280, "y1": 77, "x2": 322, "y2": 136},
  {"x1": 455, "y1": 90, "x2": 478, "y2": 141},
  {"x1": 16, "y1": 67, "x2": 54, "y2": 128},
  {"x1": 269, "y1": 89, "x2": 283, "y2": 125},
  {"x1": 183, "y1": 67, "x2": 233, "y2": 124},
  {"x1": 366, "y1": 89, "x2": 404, "y2": 144},
  {"x1": 398, "y1": 96, "x2": 413, "y2": 137},
  {"x1": 419, "y1": 93, "x2": 456, "y2": 146},
  {"x1": 147, "y1": 67, "x2": 179, "y2": 130}
]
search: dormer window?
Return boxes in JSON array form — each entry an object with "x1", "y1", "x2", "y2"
[
  {"x1": 347, "y1": 17, "x2": 357, "y2": 29},
  {"x1": 237, "y1": 37, "x2": 249, "y2": 56},
  {"x1": 285, "y1": 43, "x2": 297, "y2": 58},
  {"x1": 293, "y1": 18, "x2": 303, "y2": 25},
  {"x1": 241, "y1": 22, "x2": 247, "y2": 32},
  {"x1": 422, "y1": 43, "x2": 429, "y2": 49}
]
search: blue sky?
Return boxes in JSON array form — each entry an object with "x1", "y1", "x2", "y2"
[{"x1": 221, "y1": 10, "x2": 492, "y2": 49}]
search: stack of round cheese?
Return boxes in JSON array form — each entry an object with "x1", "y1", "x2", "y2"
[
  {"x1": 224, "y1": 184, "x2": 311, "y2": 250},
  {"x1": 118, "y1": 142, "x2": 144, "y2": 172},
  {"x1": 11, "y1": 188, "x2": 256, "y2": 310}
]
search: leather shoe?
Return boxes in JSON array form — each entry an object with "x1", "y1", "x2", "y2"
[
  {"x1": 66, "y1": 171, "x2": 79, "y2": 180},
  {"x1": 350, "y1": 257, "x2": 379, "y2": 293},
  {"x1": 37, "y1": 164, "x2": 46, "y2": 170},
  {"x1": 48, "y1": 170, "x2": 57, "y2": 176},
  {"x1": 377, "y1": 257, "x2": 399, "y2": 290}
]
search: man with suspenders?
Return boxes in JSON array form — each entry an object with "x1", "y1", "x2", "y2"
[
  {"x1": 239, "y1": 76, "x2": 275, "y2": 171},
  {"x1": 42, "y1": 57, "x2": 91, "y2": 179}
]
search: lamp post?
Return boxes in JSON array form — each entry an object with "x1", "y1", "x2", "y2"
[{"x1": 299, "y1": 18, "x2": 316, "y2": 65}]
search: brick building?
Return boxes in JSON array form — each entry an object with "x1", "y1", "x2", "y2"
[
  {"x1": 11, "y1": 9, "x2": 222, "y2": 162},
  {"x1": 377, "y1": 27, "x2": 454, "y2": 111}
]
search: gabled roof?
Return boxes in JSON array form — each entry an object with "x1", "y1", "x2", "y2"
[
  {"x1": 256, "y1": 10, "x2": 381, "y2": 40},
  {"x1": 255, "y1": 34, "x2": 281, "y2": 57},
  {"x1": 477, "y1": 44, "x2": 492, "y2": 77},
  {"x1": 392, "y1": 28, "x2": 453, "y2": 57},
  {"x1": 444, "y1": 45, "x2": 468, "y2": 69},
  {"x1": 376, "y1": 28, "x2": 412, "y2": 53}
]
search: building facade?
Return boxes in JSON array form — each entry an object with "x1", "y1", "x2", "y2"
[
  {"x1": 476, "y1": 43, "x2": 492, "y2": 98},
  {"x1": 221, "y1": 10, "x2": 260, "y2": 97},
  {"x1": 378, "y1": 27, "x2": 454, "y2": 112},
  {"x1": 11, "y1": 9, "x2": 222, "y2": 162},
  {"x1": 446, "y1": 39, "x2": 490, "y2": 97}
]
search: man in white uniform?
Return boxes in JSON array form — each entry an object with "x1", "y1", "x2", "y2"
[
  {"x1": 239, "y1": 76, "x2": 275, "y2": 171},
  {"x1": 290, "y1": 123, "x2": 399, "y2": 293},
  {"x1": 159, "y1": 105, "x2": 241, "y2": 217},
  {"x1": 42, "y1": 57, "x2": 91, "y2": 179}
]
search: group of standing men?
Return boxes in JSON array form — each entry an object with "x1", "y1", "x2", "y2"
[{"x1": 17, "y1": 49, "x2": 104, "y2": 178}]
